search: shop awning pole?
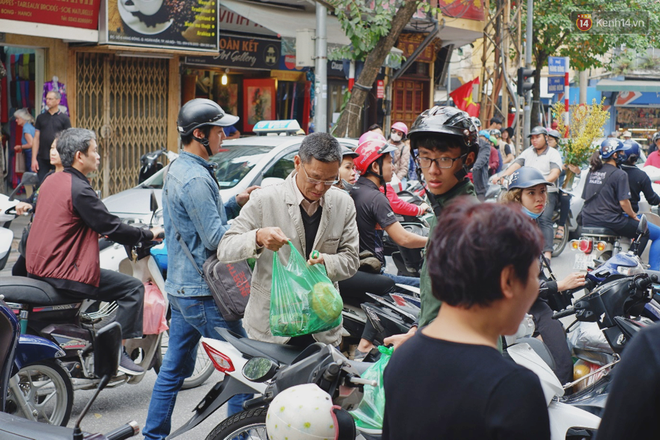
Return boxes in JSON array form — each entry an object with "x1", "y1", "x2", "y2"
[{"x1": 315, "y1": 4, "x2": 328, "y2": 133}]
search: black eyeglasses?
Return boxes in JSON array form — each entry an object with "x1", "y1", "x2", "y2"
[{"x1": 416, "y1": 154, "x2": 466, "y2": 169}]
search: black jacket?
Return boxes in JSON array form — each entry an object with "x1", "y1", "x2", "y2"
[{"x1": 621, "y1": 164, "x2": 660, "y2": 212}]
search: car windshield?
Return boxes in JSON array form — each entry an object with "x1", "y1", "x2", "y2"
[{"x1": 140, "y1": 145, "x2": 274, "y2": 189}]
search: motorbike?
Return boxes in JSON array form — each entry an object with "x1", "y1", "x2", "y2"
[
  {"x1": 571, "y1": 213, "x2": 658, "y2": 271},
  {"x1": 0, "y1": 296, "x2": 140, "y2": 439},
  {"x1": 551, "y1": 271, "x2": 658, "y2": 416},
  {"x1": 1, "y1": 295, "x2": 72, "y2": 427},
  {"x1": 190, "y1": 326, "x2": 600, "y2": 440},
  {"x1": 0, "y1": 205, "x2": 167, "y2": 410},
  {"x1": 138, "y1": 149, "x2": 177, "y2": 184}
]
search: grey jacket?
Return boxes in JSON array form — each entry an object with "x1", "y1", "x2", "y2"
[{"x1": 217, "y1": 173, "x2": 360, "y2": 344}]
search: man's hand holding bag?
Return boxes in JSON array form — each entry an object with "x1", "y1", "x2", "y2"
[{"x1": 270, "y1": 242, "x2": 343, "y2": 337}]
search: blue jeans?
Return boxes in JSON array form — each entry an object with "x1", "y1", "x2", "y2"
[
  {"x1": 383, "y1": 272, "x2": 420, "y2": 287},
  {"x1": 637, "y1": 215, "x2": 660, "y2": 271},
  {"x1": 143, "y1": 295, "x2": 250, "y2": 440}
]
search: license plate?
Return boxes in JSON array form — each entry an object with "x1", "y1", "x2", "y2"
[{"x1": 574, "y1": 253, "x2": 593, "y2": 271}]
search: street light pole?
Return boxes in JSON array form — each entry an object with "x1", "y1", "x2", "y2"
[
  {"x1": 523, "y1": 0, "x2": 533, "y2": 148},
  {"x1": 315, "y1": 4, "x2": 328, "y2": 133}
]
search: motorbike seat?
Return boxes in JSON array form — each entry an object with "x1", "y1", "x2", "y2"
[
  {"x1": 581, "y1": 227, "x2": 618, "y2": 236},
  {"x1": 582, "y1": 226, "x2": 619, "y2": 237},
  {"x1": 216, "y1": 328, "x2": 304, "y2": 365},
  {"x1": 0, "y1": 277, "x2": 80, "y2": 306}
]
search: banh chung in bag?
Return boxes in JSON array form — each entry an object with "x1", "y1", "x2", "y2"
[{"x1": 270, "y1": 241, "x2": 343, "y2": 337}]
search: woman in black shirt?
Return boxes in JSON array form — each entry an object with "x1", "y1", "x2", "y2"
[{"x1": 383, "y1": 200, "x2": 550, "y2": 440}]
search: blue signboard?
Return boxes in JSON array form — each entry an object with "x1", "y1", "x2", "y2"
[
  {"x1": 548, "y1": 57, "x2": 568, "y2": 75},
  {"x1": 547, "y1": 77, "x2": 565, "y2": 94}
]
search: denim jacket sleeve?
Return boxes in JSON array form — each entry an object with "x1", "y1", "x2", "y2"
[
  {"x1": 224, "y1": 195, "x2": 241, "y2": 220},
  {"x1": 217, "y1": 190, "x2": 264, "y2": 262},
  {"x1": 181, "y1": 176, "x2": 231, "y2": 250}
]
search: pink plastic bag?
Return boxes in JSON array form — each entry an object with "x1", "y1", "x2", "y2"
[{"x1": 143, "y1": 282, "x2": 169, "y2": 335}]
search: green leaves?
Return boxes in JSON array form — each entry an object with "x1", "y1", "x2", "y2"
[{"x1": 326, "y1": 0, "x2": 432, "y2": 61}]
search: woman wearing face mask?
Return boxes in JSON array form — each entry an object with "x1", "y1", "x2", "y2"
[
  {"x1": 503, "y1": 166, "x2": 585, "y2": 384},
  {"x1": 388, "y1": 122, "x2": 410, "y2": 182},
  {"x1": 335, "y1": 146, "x2": 359, "y2": 190}
]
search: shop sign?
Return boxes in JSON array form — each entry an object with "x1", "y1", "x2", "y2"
[
  {"x1": 185, "y1": 34, "x2": 280, "y2": 70},
  {"x1": 397, "y1": 33, "x2": 435, "y2": 63},
  {"x1": 218, "y1": 6, "x2": 274, "y2": 37},
  {"x1": 0, "y1": 0, "x2": 101, "y2": 30},
  {"x1": 99, "y1": 0, "x2": 219, "y2": 52},
  {"x1": 377, "y1": 80, "x2": 384, "y2": 99}
]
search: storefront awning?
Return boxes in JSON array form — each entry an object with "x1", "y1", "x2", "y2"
[
  {"x1": 221, "y1": 0, "x2": 351, "y2": 46},
  {"x1": 596, "y1": 79, "x2": 660, "y2": 93}
]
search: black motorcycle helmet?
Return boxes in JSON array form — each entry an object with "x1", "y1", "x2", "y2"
[
  {"x1": 177, "y1": 99, "x2": 239, "y2": 156},
  {"x1": 408, "y1": 106, "x2": 479, "y2": 157}
]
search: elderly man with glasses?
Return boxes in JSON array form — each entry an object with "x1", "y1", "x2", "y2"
[{"x1": 217, "y1": 132, "x2": 360, "y2": 347}]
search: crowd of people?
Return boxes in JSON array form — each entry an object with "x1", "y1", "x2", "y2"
[{"x1": 11, "y1": 96, "x2": 660, "y2": 439}]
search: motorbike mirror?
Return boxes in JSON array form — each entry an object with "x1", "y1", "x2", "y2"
[
  {"x1": 94, "y1": 322, "x2": 122, "y2": 385},
  {"x1": 242, "y1": 357, "x2": 278, "y2": 382},
  {"x1": 637, "y1": 215, "x2": 649, "y2": 235},
  {"x1": 7, "y1": 172, "x2": 39, "y2": 201},
  {"x1": 150, "y1": 190, "x2": 159, "y2": 213}
]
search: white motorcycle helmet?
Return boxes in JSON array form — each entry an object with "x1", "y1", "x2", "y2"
[{"x1": 266, "y1": 383, "x2": 355, "y2": 440}]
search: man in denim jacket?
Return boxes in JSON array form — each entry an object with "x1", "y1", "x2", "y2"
[{"x1": 143, "y1": 99, "x2": 256, "y2": 440}]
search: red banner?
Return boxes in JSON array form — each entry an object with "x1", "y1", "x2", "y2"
[
  {"x1": 438, "y1": 0, "x2": 485, "y2": 21},
  {"x1": 0, "y1": 0, "x2": 101, "y2": 30}
]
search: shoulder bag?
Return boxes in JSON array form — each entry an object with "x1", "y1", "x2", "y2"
[{"x1": 164, "y1": 187, "x2": 251, "y2": 321}]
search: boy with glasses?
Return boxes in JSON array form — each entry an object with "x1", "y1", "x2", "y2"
[{"x1": 384, "y1": 106, "x2": 479, "y2": 348}]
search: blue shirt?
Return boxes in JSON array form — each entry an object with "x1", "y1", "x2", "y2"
[
  {"x1": 21, "y1": 122, "x2": 35, "y2": 146},
  {"x1": 163, "y1": 151, "x2": 240, "y2": 297}
]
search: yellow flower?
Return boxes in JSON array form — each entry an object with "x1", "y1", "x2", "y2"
[{"x1": 552, "y1": 99, "x2": 610, "y2": 167}]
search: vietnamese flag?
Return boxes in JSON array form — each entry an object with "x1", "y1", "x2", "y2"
[{"x1": 450, "y1": 77, "x2": 481, "y2": 117}]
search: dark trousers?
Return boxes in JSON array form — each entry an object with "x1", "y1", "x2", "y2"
[
  {"x1": 36, "y1": 157, "x2": 54, "y2": 183},
  {"x1": 339, "y1": 271, "x2": 395, "y2": 343},
  {"x1": 538, "y1": 191, "x2": 559, "y2": 253},
  {"x1": 557, "y1": 190, "x2": 571, "y2": 227},
  {"x1": 62, "y1": 269, "x2": 144, "y2": 339},
  {"x1": 529, "y1": 299, "x2": 572, "y2": 384}
]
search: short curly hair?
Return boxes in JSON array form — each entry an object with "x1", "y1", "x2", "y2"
[
  {"x1": 427, "y1": 198, "x2": 543, "y2": 308},
  {"x1": 501, "y1": 188, "x2": 523, "y2": 204}
]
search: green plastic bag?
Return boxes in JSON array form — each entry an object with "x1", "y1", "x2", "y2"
[
  {"x1": 350, "y1": 345, "x2": 394, "y2": 430},
  {"x1": 270, "y1": 241, "x2": 343, "y2": 337}
]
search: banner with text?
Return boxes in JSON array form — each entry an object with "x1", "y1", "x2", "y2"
[
  {"x1": 0, "y1": 0, "x2": 101, "y2": 30},
  {"x1": 185, "y1": 34, "x2": 280, "y2": 70},
  {"x1": 100, "y1": 0, "x2": 218, "y2": 52}
]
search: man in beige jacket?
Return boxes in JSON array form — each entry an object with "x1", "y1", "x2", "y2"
[{"x1": 218, "y1": 132, "x2": 359, "y2": 346}]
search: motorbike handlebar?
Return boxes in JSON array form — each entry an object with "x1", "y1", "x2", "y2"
[
  {"x1": 105, "y1": 421, "x2": 140, "y2": 440},
  {"x1": 634, "y1": 274, "x2": 658, "y2": 291},
  {"x1": 553, "y1": 307, "x2": 577, "y2": 319}
]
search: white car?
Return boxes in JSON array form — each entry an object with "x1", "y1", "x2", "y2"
[{"x1": 103, "y1": 135, "x2": 358, "y2": 224}]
